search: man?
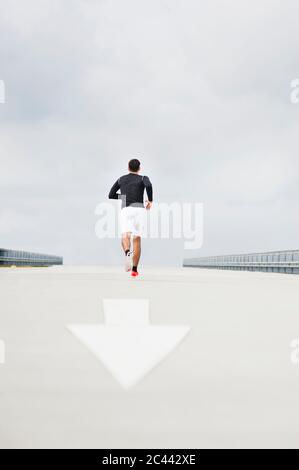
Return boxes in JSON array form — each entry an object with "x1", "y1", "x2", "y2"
[{"x1": 108, "y1": 159, "x2": 153, "y2": 277}]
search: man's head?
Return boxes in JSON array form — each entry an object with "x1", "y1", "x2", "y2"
[{"x1": 128, "y1": 158, "x2": 140, "y2": 173}]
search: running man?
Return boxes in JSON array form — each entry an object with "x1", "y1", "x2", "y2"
[{"x1": 108, "y1": 159, "x2": 153, "y2": 277}]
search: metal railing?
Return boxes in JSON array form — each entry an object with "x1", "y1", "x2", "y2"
[
  {"x1": 0, "y1": 248, "x2": 63, "y2": 267},
  {"x1": 183, "y1": 249, "x2": 299, "y2": 274}
]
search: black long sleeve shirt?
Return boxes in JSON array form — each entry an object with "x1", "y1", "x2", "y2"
[{"x1": 109, "y1": 173, "x2": 153, "y2": 209}]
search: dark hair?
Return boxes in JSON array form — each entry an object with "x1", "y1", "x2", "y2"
[{"x1": 128, "y1": 158, "x2": 140, "y2": 172}]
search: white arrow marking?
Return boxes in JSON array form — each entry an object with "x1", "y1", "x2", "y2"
[
  {"x1": 67, "y1": 299, "x2": 190, "y2": 389},
  {"x1": 0, "y1": 340, "x2": 5, "y2": 364}
]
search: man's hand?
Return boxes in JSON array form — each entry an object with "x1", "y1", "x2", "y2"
[{"x1": 145, "y1": 201, "x2": 152, "y2": 210}]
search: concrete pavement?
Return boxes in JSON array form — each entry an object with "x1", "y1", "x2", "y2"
[{"x1": 0, "y1": 266, "x2": 299, "y2": 448}]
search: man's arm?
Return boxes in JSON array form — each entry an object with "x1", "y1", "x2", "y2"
[
  {"x1": 143, "y1": 176, "x2": 153, "y2": 209},
  {"x1": 108, "y1": 179, "x2": 120, "y2": 199},
  {"x1": 143, "y1": 176, "x2": 153, "y2": 201}
]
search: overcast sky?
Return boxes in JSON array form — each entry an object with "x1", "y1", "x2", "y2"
[{"x1": 0, "y1": 0, "x2": 298, "y2": 266}]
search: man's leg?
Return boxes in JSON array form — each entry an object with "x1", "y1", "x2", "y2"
[
  {"x1": 122, "y1": 232, "x2": 132, "y2": 272},
  {"x1": 132, "y1": 236, "x2": 141, "y2": 269},
  {"x1": 121, "y1": 232, "x2": 131, "y2": 254}
]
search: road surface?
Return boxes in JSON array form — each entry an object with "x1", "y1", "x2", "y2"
[{"x1": 0, "y1": 266, "x2": 299, "y2": 448}]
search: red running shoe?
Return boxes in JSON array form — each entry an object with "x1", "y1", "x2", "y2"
[{"x1": 131, "y1": 270, "x2": 139, "y2": 277}]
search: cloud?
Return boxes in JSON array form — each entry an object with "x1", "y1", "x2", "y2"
[{"x1": 0, "y1": 0, "x2": 298, "y2": 263}]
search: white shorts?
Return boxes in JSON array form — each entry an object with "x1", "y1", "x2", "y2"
[{"x1": 120, "y1": 206, "x2": 146, "y2": 237}]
